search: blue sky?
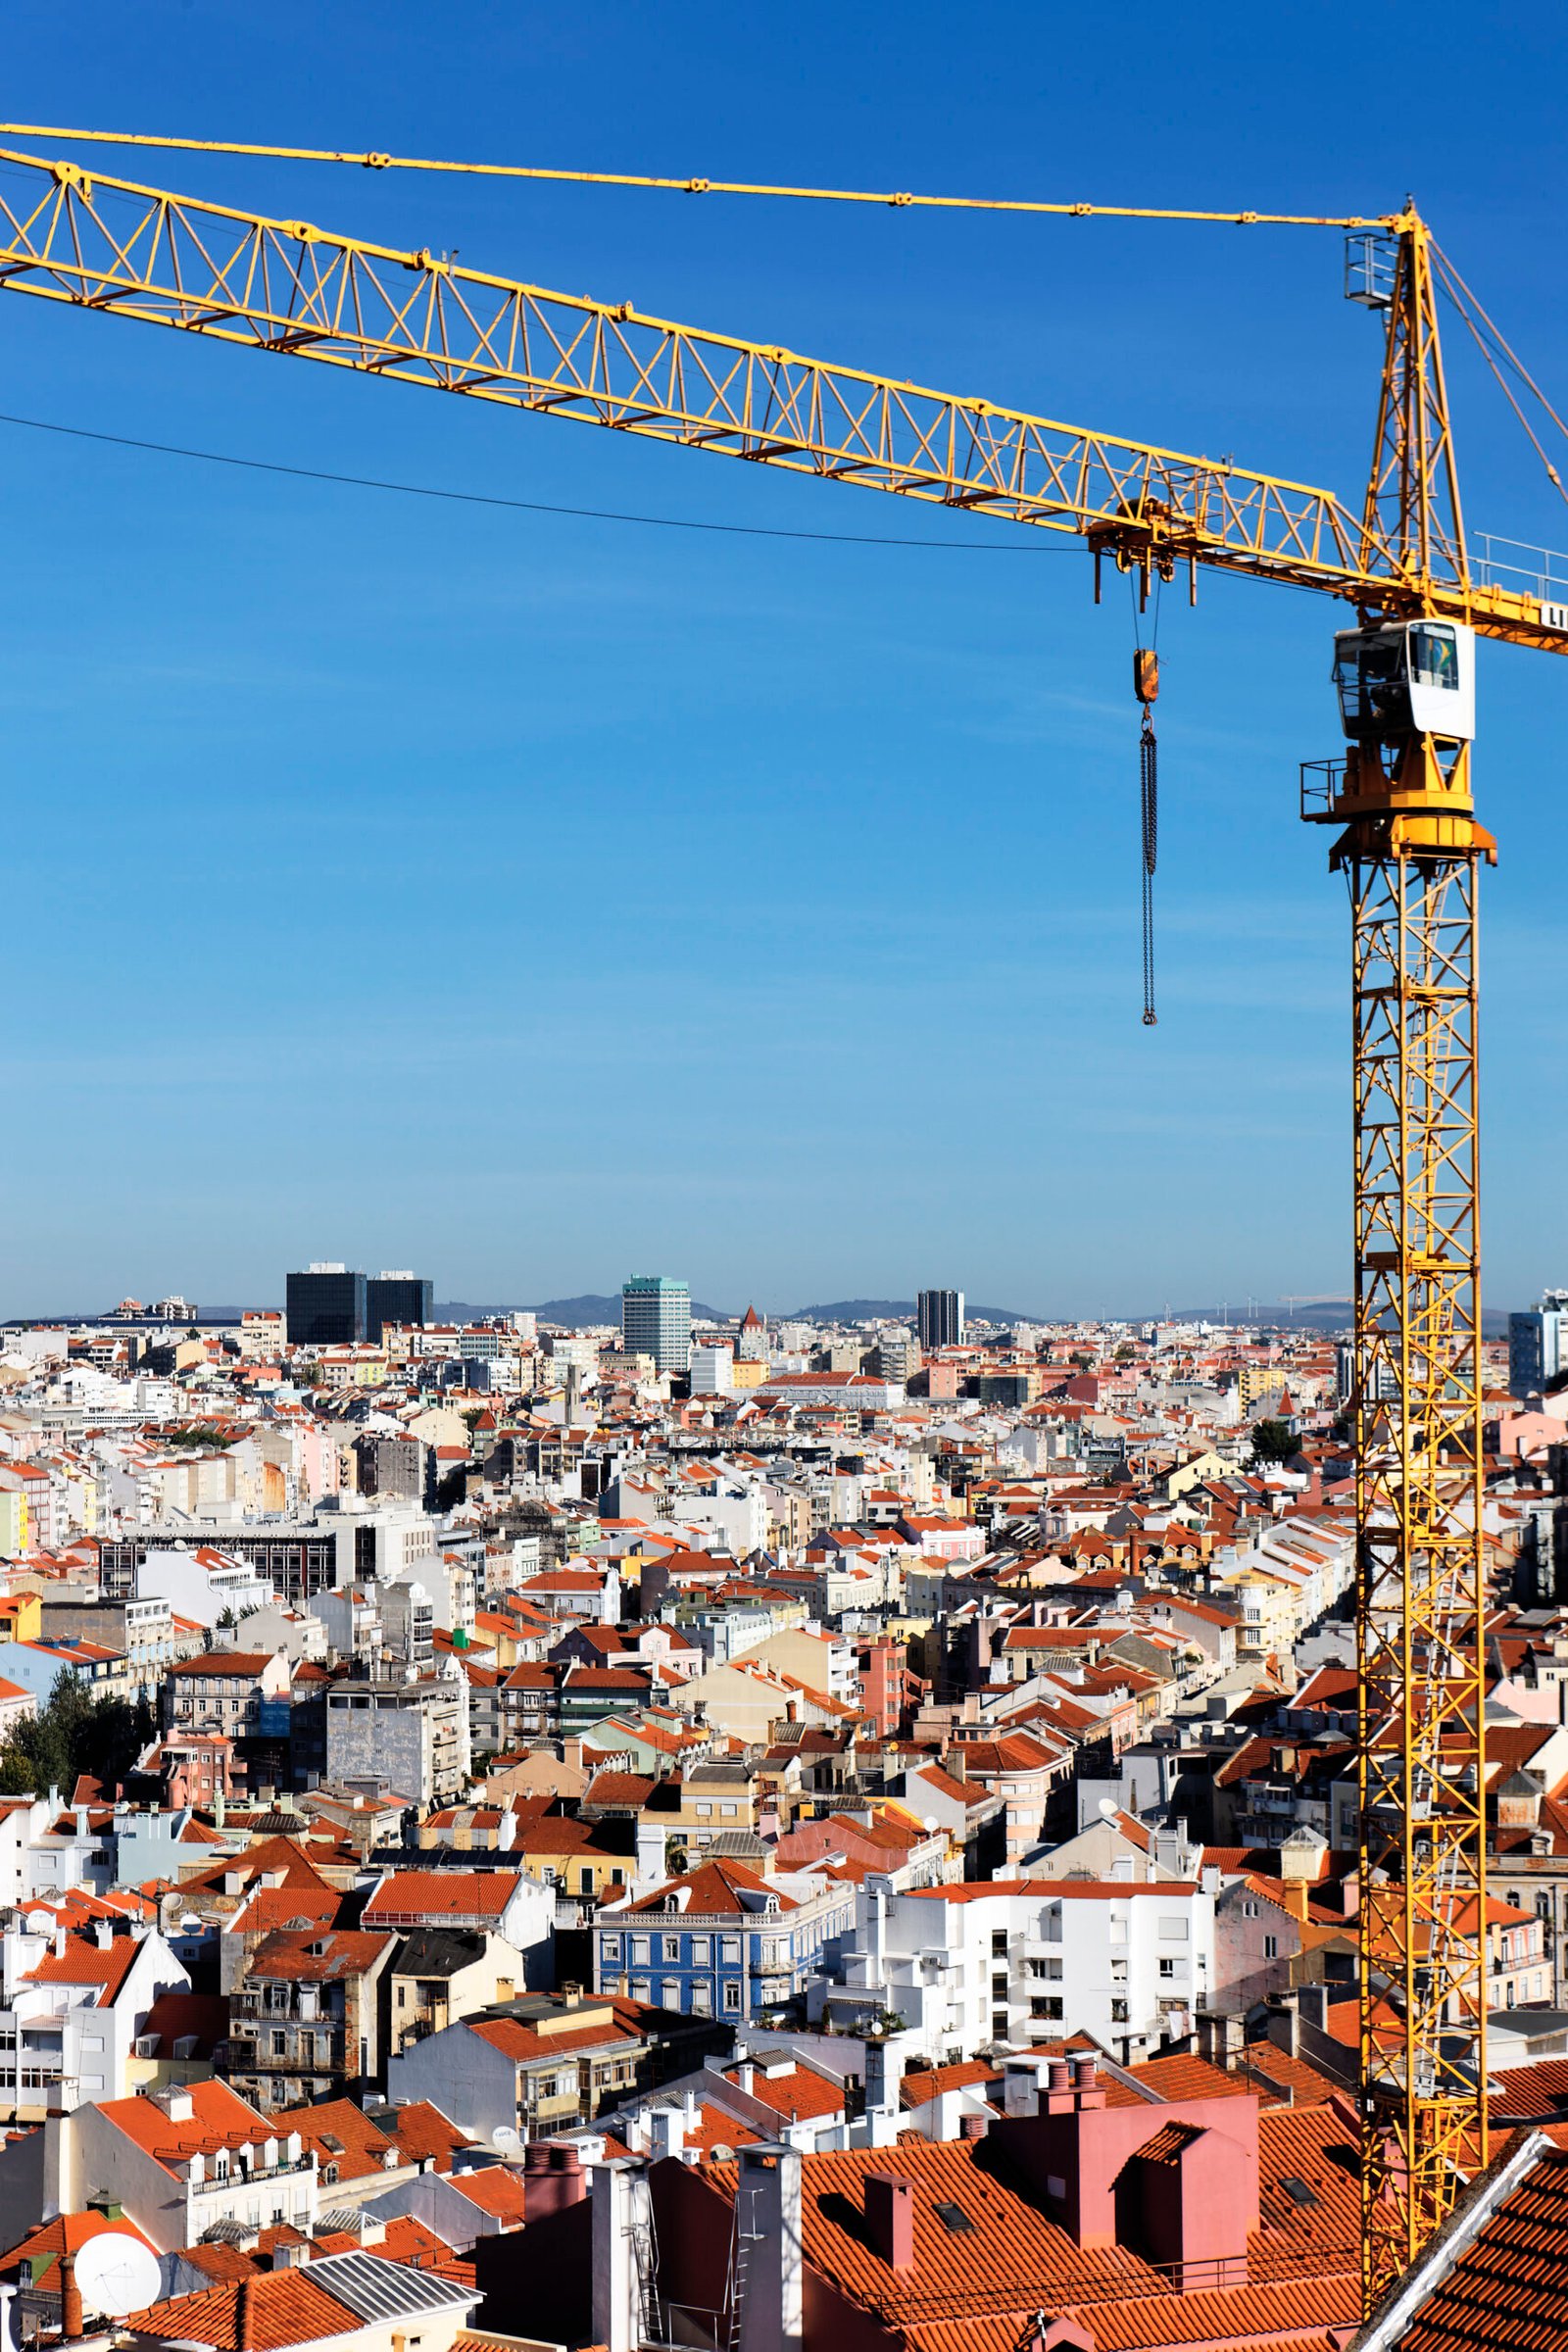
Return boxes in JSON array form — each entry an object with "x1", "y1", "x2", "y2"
[{"x1": 1, "y1": 0, "x2": 1565, "y2": 1317}]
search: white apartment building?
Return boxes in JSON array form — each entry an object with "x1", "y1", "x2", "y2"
[
  {"x1": 135, "y1": 1544, "x2": 277, "y2": 1630},
  {"x1": 35, "y1": 2078, "x2": 318, "y2": 2251},
  {"x1": 814, "y1": 1874, "x2": 1216, "y2": 2065},
  {"x1": 0, "y1": 1919, "x2": 190, "y2": 2119},
  {"x1": 691, "y1": 1346, "x2": 735, "y2": 1396}
]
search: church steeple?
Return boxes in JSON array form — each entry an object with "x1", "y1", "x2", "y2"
[{"x1": 737, "y1": 1303, "x2": 767, "y2": 1362}]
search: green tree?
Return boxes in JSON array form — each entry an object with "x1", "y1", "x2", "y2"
[
  {"x1": 0, "y1": 1672, "x2": 154, "y2": 1797},
  {"x1": 1249, "y1": 1417, "x2": 1298, "y2": 1465}
]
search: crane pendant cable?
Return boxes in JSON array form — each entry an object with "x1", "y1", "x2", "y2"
[{"x1": 1134, "y1": 647, "x2": 1159, "y2": 1026}]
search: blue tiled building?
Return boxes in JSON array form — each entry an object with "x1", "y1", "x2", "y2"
[{"x1": 593, "y1": 1858, "x2": 855, "y2": 2024}]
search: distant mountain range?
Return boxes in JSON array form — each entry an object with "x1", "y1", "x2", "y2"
[
  {"x1": 436, "y1": 1296, "x2": 733, "y2": 1329},
  {"x1": 439, "y1": 1293, "x2": 1512, "y2": 1340},
  {"x1": 784, "y1": 1298, "x2": 1040, "y2": 1326},
  {"x1": 1170, "y1": 1300, "x2": 1512, "y2": 1339},
  {"x1": 435, "y1": 1294, "x2": 1037, "y2": 1329},
  {"x1": 0, "y1": 1293, "x2": 1518, "y2": 1340}
]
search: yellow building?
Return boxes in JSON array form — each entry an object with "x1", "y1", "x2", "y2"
[
  {"x1": 0, "y1": 1495, "x2": 28, "y2": 1560},
  {"x1": 1161, "y1": 1446, "x2": 1229, "y2": 1500},
  {"x1": 0, "y1": 1590, "x2": 38, "y2": 1639}
]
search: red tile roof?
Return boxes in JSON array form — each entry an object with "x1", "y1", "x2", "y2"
[
  {"x1": 271, "y1": 2095, "x2": 467, "y2": 2182},
  {"x1": 621, "y1": 1859, "x2": 798, "y2": 1917},
  {"x1": 707, "y1": 2104, "x2": 1358, "y2": 2330},
  {"x1": 446, "y1": 2165, "x2": 529, "y2": 2222},
  {"x1": 244, "y1": 1929, "x2": 392, "y2": 1984},
  {"x1": 900, "y1": 2060, "x2": 997, "y2": 2110},
  {"x1": 725, "y1": 2061, "x2": 846, "y2": 2123},
  {"x1": 127, "y1": 2271, "x2": 380, "y2": 2350},
  {"x1": 362, "y1": 1872, "x2": 518, "y2": 1925},
  {"x1": 0, "y1": 2210, "x2": 157, "y2": 2284},
  {"x1": 24, "y1": 1929, "x2": 141, "y2": 2005},
  {"x1": 100, "y1": 2079, "x2": 272, "y2": 2173},
  {"x1": 1116, "y1": 2052, "x2": 1252, "y2": 2106},
  {"x1": 232, "y1": 1888, "x2": 343, "y2": 1936},
  {"x1": 1396, "y1": 2139, "x2": 1568, "y2": 2350}
]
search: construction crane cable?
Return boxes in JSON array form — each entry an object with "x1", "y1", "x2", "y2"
[
  {"x1": 0, "y1": 405, "x2": 1084, "y2": 551},
  {"x1": 1432, "y1": 241, "x2": 1568, "y2": 447},
  {"x1": 1131, "y1": 575, "x2": 1160, "y2": 1026},
  {"x1": 0, "y1": 122, "x2": 1394, "y2": 229},
  {"x1": 1431, "y1": 248, "x2": 1568, "y2": 510},
  {"x1": 1141, "y1": 707, "x2": 1158, "y2": 1027}
]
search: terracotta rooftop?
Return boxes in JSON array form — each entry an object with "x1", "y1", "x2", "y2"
[
  {"x1": 1389, "y1": 2137, "x2": 1568, "y2": 2352},
  {"x1": 100, "y1": 2079, "x2": 273, "y2": 2173},
  {"x1": 709, "y1": 2102, "x2": 1359, "y2": 2330},
  {"x1": 362, "y1": 1872, "x2": 519, "y2": 1924}
]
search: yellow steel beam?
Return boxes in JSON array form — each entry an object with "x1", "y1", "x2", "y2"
[
  {"x1": 0, "y1": 145, "x2": 1561, "y2": 649},
  {"x1": 0, "y1": 123, "x2": 1400, "y2": 228}
]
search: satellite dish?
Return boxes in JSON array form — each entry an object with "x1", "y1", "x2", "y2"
[
  {"x1": 710, "y1": 2142, "x2": 735, "y2": 2163},
  {"x1": 1098, "y1": 1798, "x2": 1118, "y2": 1821},
  {"x1": 71, "y1": 2233, "x2": 163, "y2": 2319},
  {"x1": 492, "y1": 2125, "x2": 519, "y2": 2152}
]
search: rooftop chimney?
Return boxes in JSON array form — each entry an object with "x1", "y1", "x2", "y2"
[
  {"x1": 736, "y1": 2147, "x2": 804, "y2": 2352},
  {"x1": 59, "y1": 2254, "x2": 82, "y2": 2342},
  {"x1": 1196, "y1": 2011, "x2": 1246, "y2": 2072},
  {"x1": 522, "y1": 2140, "x2": 587, "y2": 2221},
  {"x1": 863, "y1": 2173, "x2": 913, "y2": 2270},
  {"x1": 1071, "y1": 2056, "x2": 1105, "y2": 2111}
]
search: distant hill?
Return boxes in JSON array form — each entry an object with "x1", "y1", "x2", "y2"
[
  {"x1": 1169, "y1": 1299, "x2": 1511, "y2": 1340},
  {"x1": 785, "y1": 1298, "x2": 1041, "y2": 1325},
  {"x1": 435, "y1": 1294, "x2": 1512, "y2": 1339},
  {"x1": 434, "y1": 1296, "x2": 730, "y2": 1329}
]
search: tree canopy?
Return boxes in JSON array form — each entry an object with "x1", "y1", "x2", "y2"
[{"x1": 0, "y1": 1672, "x2": 154, "y2": 1798}]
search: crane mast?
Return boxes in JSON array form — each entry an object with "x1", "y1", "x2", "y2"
[
  {"x1": 1306, "y1": 217, "x2": 1490, "y2": 2299},
  {"x1": 0, "y1": 141, "x2": 1557, "y2": 2308}
]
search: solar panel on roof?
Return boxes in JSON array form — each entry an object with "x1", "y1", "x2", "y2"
[{"x1": 311, "y1": 2250, "x2": 472, "y2": 2322}]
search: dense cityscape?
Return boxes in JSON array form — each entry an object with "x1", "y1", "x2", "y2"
[{"x1": 0, "y1": 1271, "x2": 1556, "y2": 2349}]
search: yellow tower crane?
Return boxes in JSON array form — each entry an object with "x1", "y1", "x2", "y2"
[{"x1": 0, "y1": 131, "x2": 1563, "y2": 2309}]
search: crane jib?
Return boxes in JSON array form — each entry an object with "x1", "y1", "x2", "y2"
[{"x1": 0, "y1": 147, "x2": 1556, "y2": 652}]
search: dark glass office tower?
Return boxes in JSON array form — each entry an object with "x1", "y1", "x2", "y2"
[
  {"x1": 916, "y1": 1289, "x2": 965, "y2": 1349},
  {"x1": 367, "y1": 1272, "x2": 434, "y2": 1341},
  {"x1": 285, "y1": 1264, "x2": 367, "y2": 1347}
]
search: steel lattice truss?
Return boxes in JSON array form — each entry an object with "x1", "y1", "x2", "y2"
[
  {"x1": 1349, "y1": 838, "x2": 1488, "y2": 2298},
  {"x1": 0, "y1": 146, "x2": 1562, "y2": 649}
]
